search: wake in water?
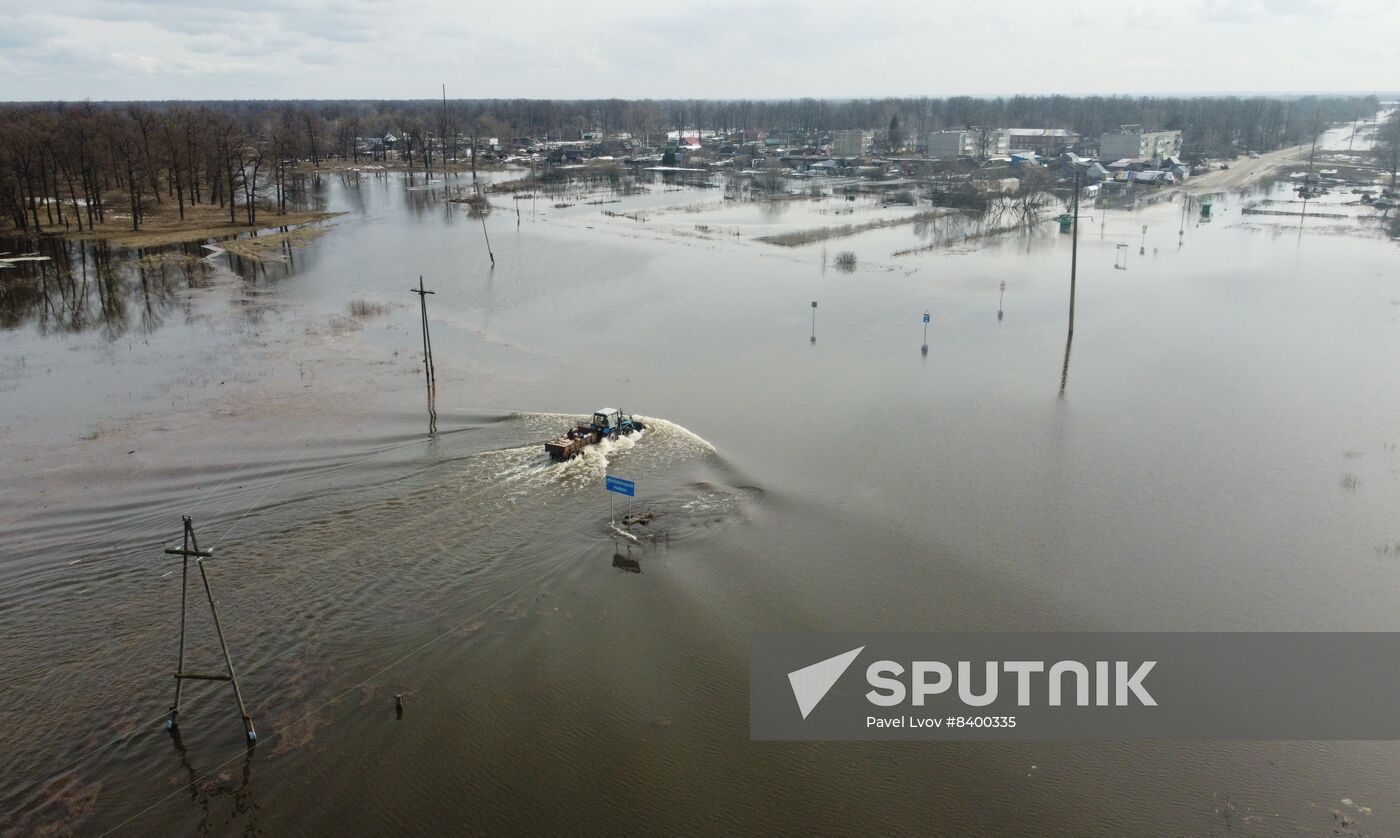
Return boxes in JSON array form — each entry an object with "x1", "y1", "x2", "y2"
[
  {"x1": 0, "y1": 408, "x2": 754, "y2": 834},
  {"x1": 460, "y1": 412, "x2": 751, "y2": 540}
]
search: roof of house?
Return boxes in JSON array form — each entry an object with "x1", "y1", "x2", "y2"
[{"x1": 1007, "y1": 128, "x2": 1078, "y2": 137}]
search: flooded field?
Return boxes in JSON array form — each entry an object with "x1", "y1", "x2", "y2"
[{"x1": 3, "y1": 124, "x2": 1400, "y2": 835}]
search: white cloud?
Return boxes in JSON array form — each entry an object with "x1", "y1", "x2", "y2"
[{"x1": 0, "y1": 0, "x2": 1395, "y2": 100}]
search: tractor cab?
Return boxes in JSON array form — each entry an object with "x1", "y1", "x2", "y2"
[{"x1": 592, "y1": 408, "x2": 620, "y2": 432}]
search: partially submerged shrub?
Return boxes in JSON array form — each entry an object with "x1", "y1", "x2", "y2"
[
  {"x1": 833, "y1": 251, "x2": 857, "y2": 272},
  {"x1": 348, "y1": 297, "x2": 390, "y2": 318}
]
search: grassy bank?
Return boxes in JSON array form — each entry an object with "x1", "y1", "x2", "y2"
[
  {"x1": 756, "y1": 209, "x2": 951, "y2": 247},
  {"x1": 3, "y1": 197, "x2": 343, "y2": 250}
]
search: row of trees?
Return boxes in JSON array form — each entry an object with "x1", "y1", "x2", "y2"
[
  {"x1": 1, "y1": 95, "x2": 1384, "y2": 236},
  {"x1": 426, "y1": 94, "x2": 1379, "y2": 154},
  {"x1": 0, "y1": 99, "x2": 505, "y2": 235},
  {"x1": 0, "y1": 104, "x2": 321, "y2": 235}
]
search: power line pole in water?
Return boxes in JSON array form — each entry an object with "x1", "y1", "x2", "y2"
[
  {"x1": 411, "y1": 276, "x2": 437, "y2": 434},
  {"x1": 810, "y1": 300, "x2": 817, "y2": 344},
  {"x1": 1068, "y1": 169, "x2": 1081, "y2": 338},
  {"x1": 163, "y1": 516, "x2": 256, "y2": 744},
  {"x1": 480, "y1": 207, "x2": 495, "y2": 266},
  {"x1": 1062, "y1": 169, "x2": 1082, "y2": 399}
]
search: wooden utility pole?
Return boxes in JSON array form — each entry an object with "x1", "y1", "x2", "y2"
[
  {"x1": 441, "y1": 84, "x2": 450, "y2": 164},
  {"x1": 1061, "y1": 169, "x2": 1082, "y2": 398},
  {"x1": 163, "y1": 516, "x2": 256, "y2": 744},
  {"x1": 480, "y1": 208, "x2": 495, "y2": 266},
  {"x1": 411, "y1": 276, "x2": 437, "y2": 434},
  {"x1": 1068, "y1": 168, "x2": 1081, "y2": 339}
]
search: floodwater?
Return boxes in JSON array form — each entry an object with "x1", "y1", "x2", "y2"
[{"x1": 3, "y1": 122, "x2": 1400, "y2": 835}]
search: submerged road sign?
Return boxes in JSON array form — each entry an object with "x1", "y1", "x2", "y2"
[{"x1": 606, "y1": 475, "x2": 636, "y2": 497}]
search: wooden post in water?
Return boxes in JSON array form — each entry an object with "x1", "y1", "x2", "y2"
[
  {"x1": 411, "y1": 276, "x2": 437, "y2": 434},
  {"x1": 1068, "y1": 169, "x2": 1080, "y2": 340},
  {"x1": 1061, "y1": 169, "x2": 1082, "y2": 399},
  {"x1": 163, "y1": 516, "x2": 256, "y2": 744},
  {"x1": 441, "y1": 84, "x2": 450, "y2": 164},
  {"x1": 475, "y1": 182, "x2": 495, "y2": 266},
  {"x1": 810, "y1": 301, "x2": 817, "y2": 344}
]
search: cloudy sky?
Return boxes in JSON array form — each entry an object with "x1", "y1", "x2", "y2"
[{"x1": 2, "y1": 0, "x2": 1396, "y2": 101}]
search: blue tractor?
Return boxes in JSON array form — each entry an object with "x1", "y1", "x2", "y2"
[{"x1": 545, "y1": 408, "x2": 646, "y2": 460}]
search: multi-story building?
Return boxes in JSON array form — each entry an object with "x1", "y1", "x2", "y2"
[
  {"x1": 926, "y1": 129, "x2": 1009, "y2": 159},
  {"x1": 1098, "y1": 127, "x2": 1183, "y2": 164},
  {"x1": 831, "y1": 130, "x2": 865, "y2": 158},
  {"x1": 926, "y1": 130, "x2": 971, "y2": 158},
  {"x1": 1006, "y1": 128, "x2": 1080, "y2": 156}
]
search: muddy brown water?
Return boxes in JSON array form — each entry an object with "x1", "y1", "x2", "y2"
[{"x1": 2, "y1": 133, "x2": 1400, "y2": 835}]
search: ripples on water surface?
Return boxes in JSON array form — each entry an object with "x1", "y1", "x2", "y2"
[{"x1": 3, "y1": 128, "x2": 1400, "y2": 834}]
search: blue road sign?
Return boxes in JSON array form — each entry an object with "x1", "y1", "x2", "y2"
[
  {"x1": 605, "y1": 475, "x2": 636, "y2": 497},
  {"x1": 923, "y1": 311, "x2": 931, "y2": 323}
]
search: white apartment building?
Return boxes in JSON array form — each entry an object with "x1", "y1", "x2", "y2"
[{"x1": 1098, "y1": 127, "x2": 1183, "y2": 163}]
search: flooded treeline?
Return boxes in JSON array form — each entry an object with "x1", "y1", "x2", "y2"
[
  {"x1": 0, "y1": 236, "x2": 212, "y2": 336},
  {"x1": 1, "y1": 95, "x2": 1383, "y2": 240},
  {"x1": 628, "y1": 94, "x2": 1383, "y2": 160},
  {"x1": 0, "y1": 104, "x2": 335, "y2": 237},
  {"x1": 487, "y1": 163, "x2": 643, "y2": 198}
]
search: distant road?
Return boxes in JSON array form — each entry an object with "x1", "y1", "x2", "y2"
[{"x1": 1184, "y1": 144, "x2": 1310, "y2": 194}]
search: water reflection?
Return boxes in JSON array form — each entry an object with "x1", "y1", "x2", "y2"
[
  {"x1": 758, "y1": 198, "x2": 792, "y2": 221},
  {"x1": 168, "y1": 729, "x2": 261, "y2": 835},
  {"x1": 1058, "y1": 330, "x2": 1073, "y2": 399},
  {"x1": 0, "y1": 237, "x2": 213, "y2": 338},
  {"x1": 611, "y1": 547, "x2": 641, "y2": 573}
]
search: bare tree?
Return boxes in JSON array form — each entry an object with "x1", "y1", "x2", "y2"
[
  {"x1": 972, "y1": 126, "x2": 999, "y2": 162},
  {"x1": 1379, "y1": 111, "x2": 1400, "y2": 191},
  {"x1": 158, "y1": 112, "x2": 187, "y2": 220}
]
